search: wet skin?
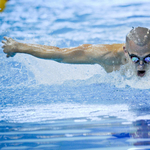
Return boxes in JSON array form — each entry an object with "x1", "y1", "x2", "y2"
[
  {"x1": 125, "y1": 40, "x2": 150, "y2": 77},
  {"x1": 2, "y1": 33, "x2": 150, "y2": 78}
]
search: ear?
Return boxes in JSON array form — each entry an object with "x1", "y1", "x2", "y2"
[{"x1": 123, "y1": 46, "x2": 127, "y2": 53}]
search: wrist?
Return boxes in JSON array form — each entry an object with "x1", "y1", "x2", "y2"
[{"x1": 14, "y1": 42, "x2": 27, "y2": 53}]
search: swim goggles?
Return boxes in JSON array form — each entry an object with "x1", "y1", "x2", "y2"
[{"x1": 128, "y1": 52, "x2": 150, "y2": 64}]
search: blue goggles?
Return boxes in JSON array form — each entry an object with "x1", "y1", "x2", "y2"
[{"x1": 128, "y1": 52, "x2": 150, "y2": 64}]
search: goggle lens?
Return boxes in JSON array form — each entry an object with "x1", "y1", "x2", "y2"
[
  {"x1": 131, "y1": 57, "x2": 139, "y2": 63},
  {"x1": 144, "y1": 57, "x2": 150, "y2": 63}
]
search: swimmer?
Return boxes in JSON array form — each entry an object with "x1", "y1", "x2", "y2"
[{"x1": 2, "y1": 27, "x2": 150, "y2": 77}]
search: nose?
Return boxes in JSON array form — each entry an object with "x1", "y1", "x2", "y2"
[
  {"x1": 140, "y1": 59, "x2": 144, "y2": 64},
  {"x1": 138, "y1": 60, "x2": 145, "y2": 70}
]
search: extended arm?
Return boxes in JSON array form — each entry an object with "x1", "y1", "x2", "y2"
[
  {"x1": 2, "y1": 37, "x2": 126, "y2": 72},
  {"x1": 2, "y1": 37, "x2": 95, "y2": 64}
]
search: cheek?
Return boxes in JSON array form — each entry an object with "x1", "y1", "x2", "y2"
[
  {"x1": 131, "y1": 62, "x2": 140, "y2": 70},
  {"x1": 129, "y1": 61, "x2": 137, "y2": 70},
  {"x1": 145, "y1": 64, "x2": 150, "y2": 70},
  {"x1": 135, "y1": 64, "x2": 139, "y2": 70}
]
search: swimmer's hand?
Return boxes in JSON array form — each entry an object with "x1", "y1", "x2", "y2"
[{"x1": 2, "y1": 37, "x2": 18, "y2": 58}]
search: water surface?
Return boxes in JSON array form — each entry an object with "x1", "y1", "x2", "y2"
[{"x1": 1, "y1": 0, "x2": 150, "y2": 149}]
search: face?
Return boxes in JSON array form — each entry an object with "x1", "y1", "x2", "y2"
[{"x1": 124, "y1": 40, "x2": 150, "y2": 77}]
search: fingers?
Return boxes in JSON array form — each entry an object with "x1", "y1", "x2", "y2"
[
  {"x1": 2, "y1": 40, "x2": 7, "y2": 44},
  {"x1": 2, "y1": 37, "x2": 12, "y2": 46},
  {"x1": 6, "y1": 54, "x2": 10, "y2": 58},
  {"x1": 1, "y1": 37, "x2": 16, "y2": 58},
  {"x1": 4, "y1": 36, "x2": 11, "y2": 42},
  {"x1": 4, "y1": 36, "x2": 9, "y2": 40},
  {"x1": 2, "y1": 37, "x2": 10, "y2": 49},
  {"x1": 2, "y1": 45, "x2": 5, "y2": 48},
  {"x1": 6, "y1": 52, "x2": 16, "y2": 58},
  {"x1": 2, "y1": 39, "x2": 7, "y2": 49},
  {"x1": 2, "y1": 37, "x2": 10, "y2": 58},
  {"x1": 2, "y1": 37, "x2": 9, "y2": 48},
  {"x1": 6, "y1": 53, "x2": 13, "y2": 58}
]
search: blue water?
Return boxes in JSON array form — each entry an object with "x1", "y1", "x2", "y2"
[{"x1": 1, "y1": 0, "x2": 150, "y2": 149}]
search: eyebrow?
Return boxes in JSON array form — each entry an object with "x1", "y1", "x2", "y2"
[
  {"x1": 128, "y1": 52, "x2": 140, "y2": 58},
  {"x1": 144, "y1": 54, "x2": 150, "y2": 58},
  {"x1": 129, "y1": 54, "x2": 139, "y2": 57},
  {"x1": 128, "y1": 52, "x2": 150, "y2": 58}
]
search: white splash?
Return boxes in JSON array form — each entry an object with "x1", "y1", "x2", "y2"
[
  {"x1": 14, "y1": 53, "x2": 150, "y2": 89},
  {"x1": 0, "y1": 103, "x2": 134, "y2": 123}
]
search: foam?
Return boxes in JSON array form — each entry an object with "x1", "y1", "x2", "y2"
[
  {"x1": 10, "y1": 52, "x2": 150, "y2": 90},
  {"x1": 0, "y1": 103, "x2": 132, "y2": 123},
  {"x1": 2, "y1": 102, "x2": 150, "y2": 123}
]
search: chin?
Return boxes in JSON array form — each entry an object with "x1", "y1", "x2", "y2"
[{"x1": 137, "y1": 70, "x2": 146, "y2": 77}]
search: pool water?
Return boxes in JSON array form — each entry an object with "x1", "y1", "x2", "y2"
[{"x1": 1, "y1": 0, "x2": 150, "y2": 149}]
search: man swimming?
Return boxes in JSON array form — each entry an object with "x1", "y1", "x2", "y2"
[{"x1": 2, "y1": 27, "x2": 150, "y2": 77}]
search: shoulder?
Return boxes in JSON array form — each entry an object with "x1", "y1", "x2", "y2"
[
  {"x1": 103, "y1": 43, "x2": 125, "y2": 53},
  {"x1": 86, "y1": 43, "x2": 124, "y2": 57}
]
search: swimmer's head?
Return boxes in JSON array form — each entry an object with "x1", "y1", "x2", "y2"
[{"x1": 124, "y1": 27, "x2": 150, "y2": 77}]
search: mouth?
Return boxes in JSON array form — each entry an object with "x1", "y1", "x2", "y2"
[{"x1": 137, "y1": 70, "x2": 146, "y2": 77}]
